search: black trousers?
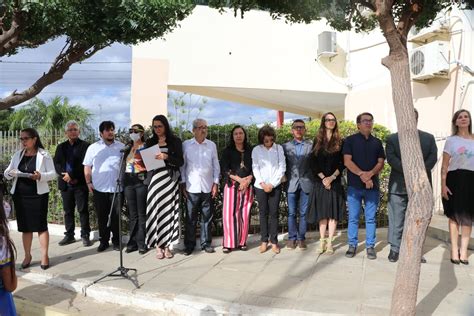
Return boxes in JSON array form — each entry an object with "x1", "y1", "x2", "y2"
[
  {"x1": 93, "y1": 190, "x2": 121, "y2": 245},
  {"x1": 124, "y1": 175, "x2": 147, "y2": 250},
  {"x1": 255, "y1": 186, "x2": 282, "y2": 244},
  {"x1": 61, "y1": 185, "x2": 90, "y2": 238}
]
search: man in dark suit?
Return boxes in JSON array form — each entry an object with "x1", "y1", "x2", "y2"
[
  {"x1": 282, "y1": 119, "x2": 314, "y2": 250},
  {"x1": 54, "y1": 120, "x2": 91, "y2": 247},
  {"x1": 386, "y1": 109, "x2": 438, "y2": 262}
]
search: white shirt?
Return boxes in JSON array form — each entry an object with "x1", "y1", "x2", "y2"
[
  {"x1": 181, "y1": 138, "x2": 220, "y2": 194},
  {"x1": 252, "y1": 143, "x2": 286, "y2": 189},
  {"x1": 83, "y1": 139, "x2": 125, "y2": 193},
  {"x1": 443, "y1": 135, "x2": 474, "y2": 171}
]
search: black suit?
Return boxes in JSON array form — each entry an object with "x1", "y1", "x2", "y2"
[
  {"x1": 385, "y1": 130, "x2": 438, "y2": 253},
  {"x1": 54, "y1": 139, "x2": 91, "y2": 238}
]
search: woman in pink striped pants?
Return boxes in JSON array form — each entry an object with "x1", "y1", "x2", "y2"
[{"x1": 221, "y1": 126, "x2": 254, "y2": 253}]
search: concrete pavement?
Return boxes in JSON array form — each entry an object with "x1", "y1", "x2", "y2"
[{"x1": 10, "y1": 223, "x2": 474, "y2": 315}]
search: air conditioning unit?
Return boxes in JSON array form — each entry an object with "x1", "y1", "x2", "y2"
[
  {"x1": 318, "y1": 31, "x2": 337, "y2": 58},
  {"x1": 409, "y1": 41, "x2": 450, "y2": 81}
]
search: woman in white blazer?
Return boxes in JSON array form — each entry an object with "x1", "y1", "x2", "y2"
[{"x1": 4, "y1": 128, "x2": 56, "y2": 270}]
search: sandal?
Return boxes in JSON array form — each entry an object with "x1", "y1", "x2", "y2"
[
  {"x1": 164, "y1": 247, "x2": 174, "y2": 259},
  {"x1": 326, "y1": 238, "x2": 334, "y2": 255},
  {"x1": 156, "y1": 248, "x2": 164, "y2": 260},
  {"x1": 222, "y1": 247, "x2": 231, "y2": 254},
  {"x1": 239, "y1": 245, "x2": 248, "y2": 251},
  {"x1": 316, "y1": 238, "x2": 326, "y2": 254}
]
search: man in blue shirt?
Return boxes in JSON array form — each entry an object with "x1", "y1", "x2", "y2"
[
  {"x1": 343, "y1": 112, "x2": 385, "y2": 259},
  {"x1": 282, "y1": 119, "x2": 314, "y2": 250}
]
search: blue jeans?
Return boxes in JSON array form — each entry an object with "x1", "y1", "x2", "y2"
[
  {"x1": 347, "y1": 186, "x2": 379, "y2": 248},
  {"x1": 185, "y1": 192, "x2": 213, "y2": 250},
  {"x1": 287, "y1": 188, "x2": 309, "y2": 241}
]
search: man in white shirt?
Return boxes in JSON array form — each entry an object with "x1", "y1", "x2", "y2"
[
  {"x1": 181, "y1": 118, "x2": 220, "y2": 255},
  {"x1": 83, "y1": 121, "x2": 125, "y2": 252}
]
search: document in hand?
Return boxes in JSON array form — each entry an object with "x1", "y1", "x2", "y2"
[{"x1": 139, "y1": 145, "x2": 166, "y2": 171}]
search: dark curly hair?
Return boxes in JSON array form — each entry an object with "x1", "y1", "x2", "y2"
[{"x1": 257, "y1": 125, "x2": 276, "y2": 145}]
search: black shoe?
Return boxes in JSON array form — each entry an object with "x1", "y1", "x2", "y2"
[
  {"x1": 183, "y1": 248, "x2": 193, "y2": 256},
  {"x1": 58, "y1": 235, "x2": 76, "y2": 246},
  {"x1": 388, "y1": 250, "x2": 399, "y2": 263},
  {"x1": 367, "y1": 247, "x2": 377, "y2": 260},
  {"x1": 113, "y1": 244, "x2": 121, "y2": 251},
  {"x1": 421, "y1": 256, "x2": 427, "y2": 264},
  {"x1": 40, "y1": 264, "x2": 50, "y2": 270},
  {"x1": 97, "y1": 243, "x2": 109, "y2": 252},
  {"x1": 202, "y1": 246, "x2": 215, "y2": 253},
  {"x1": 345, "y1": 246, "x2": 357, "y2": 258},
  {"x1": 460, "y1": 259, "x2": 469, "y2": 265},
  {"x1": 138, "y1": 248, "x2": 148, "y2": 255},
  {"x1": 450, "y1": 258, "x2": 460, "y2": 264},
  {"x1": 125, "y1": 246, "x2": 138, "y2": 253},
  {"x1": 82, "y1": 236, "x2": 92, "y2": 247}
]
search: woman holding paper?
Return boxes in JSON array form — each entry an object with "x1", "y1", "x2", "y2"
[
  {"x1": 123, "y1": 124, "x2": 148, "y2": 255},
  {"x1": 4, "y1": 128, "x2": 56, "y2": 270},
  {"x1": 145, "y1": 115, "x2": 184, "y2": 259}
]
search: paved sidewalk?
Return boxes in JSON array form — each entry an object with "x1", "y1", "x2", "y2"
[{"x1": 11, "y1": 227, "x2": 474, "y2": 315}]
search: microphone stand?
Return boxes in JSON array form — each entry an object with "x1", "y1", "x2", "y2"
[{"x1": 92, "y1": 146, "x2": 139, "y2": 288}]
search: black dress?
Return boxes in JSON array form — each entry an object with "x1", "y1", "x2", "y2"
[
  {"x1": 307, "y1": 146, "x2": 345, "y2": 223},
  {"x1": 12, "y1": 154, "x2": 49, "y2": 232}
]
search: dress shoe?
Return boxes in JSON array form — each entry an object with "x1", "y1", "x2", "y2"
[
  {"x1": 421, "y1": 256, "x2": 427, "y2": 264},
  {"x1": 222, "y1": 247, "x2": 231, "y2": 254},
  {"x1": 202, "y1": 246, "x2": 215, "y2": 253},
  {"x1": 239, "y1": 245, "x2": 248, "y2": 251},
  {"x1": 345, "y1": 245, "x2": 357, "y2": 258},
  {"x1": 138, "y1": 248, "x2": 148, "y2": 255},
  {"x1": 125, "y1": 246, "x2": 138, "y2": 253},
  {"x1": 460, "y1": 259, "x2": 469, "y2": 265},
  {"x1": 183, "y1": 248, "x2": 193, "y2": 256},
  {"x1": 366, "y1": 247, "x2": 377, "y2": 260},
  {"x1": 271, "y1": 243, "x2": 280, "y2": 254},
  {"x1": 259, "y1": 242, "x2": 268, "y2": 253},
  {"x1": 286, "y1": 240, "x2": 296, "y2": 250},
  {"x1": 297, "y1": 240, "x2": 307, "y2": 250},
  {"x1": 82, "y1": 236, "x2": 92, "y2": 247},
  {"x1": 58, "y1": 235, "x2": 76, "y2": 246},
  {"x1": 388, "y1": 250, "x2": 399, "y2": 263},
  {"x1": 113, "y1": 244, "x2": 121, "y2": 251},
  {"x1": 450, "y1": 258, "x2": 460, "y2": 264},
  {"x1": 97, "y1": 243, "x2": 109, "y2": 252}
]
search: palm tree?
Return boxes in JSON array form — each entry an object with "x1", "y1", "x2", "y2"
[{"x1": 9, "y1": 96, "x2": 93, "y2": 135}]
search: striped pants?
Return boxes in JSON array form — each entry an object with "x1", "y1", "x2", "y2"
[{"x1": 222, "y1": 183, "x2": 254, "y2": 249}]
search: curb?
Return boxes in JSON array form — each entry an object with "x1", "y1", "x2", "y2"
[
  {"x1": 427, "y1": 225, "x2": 474, "y2": 250},
  {"x1": 14, "y1": 296, "x2": 74, "y2": 316}
]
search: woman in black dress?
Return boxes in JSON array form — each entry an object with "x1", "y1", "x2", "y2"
[
  {"x1": 4, "y1": 128, "x2": 56, "y2": 269},
  {"x1": 308, "y1": 112, "x2": 345, "y2": 254}
]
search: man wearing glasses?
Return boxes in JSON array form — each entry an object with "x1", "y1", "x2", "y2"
[
  {"x1": 343, "y1": 112, "x2": 385, "y2": 259},
  {"x1": 83, "y1": 121, "x2": 125, "y2": 252},
  {"x1": 54, "y1": 121, "x2": 92, "y2": 247},
  {"x1": 181, "y1": 118, "x2": 220, "y2": 255},
  {"x1": 282, "y1": 119, "x2": 314, "y2": 250}
]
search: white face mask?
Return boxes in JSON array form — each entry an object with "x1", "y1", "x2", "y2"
[{"x1": 129, "y1": 132, "x2": 141, "y2": 142}]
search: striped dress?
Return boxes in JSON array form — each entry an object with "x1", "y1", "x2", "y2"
[
  {"x1": 221, "y1": 146, "x2": 254, "y2": 249},
  {"x1": 145, "y1": 147, "x2": 180, "y2": 249}
]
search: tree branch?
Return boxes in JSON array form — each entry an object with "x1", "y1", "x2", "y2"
[
  {"x1": 396, "y1": 1, "x2": 423, "y2": 41},
  {"x1": 0, "y1": 42, "x2": 103, "y2": 110},
  {"x1": 0, "y1": 6, "x2": 22, "y2": 56}
]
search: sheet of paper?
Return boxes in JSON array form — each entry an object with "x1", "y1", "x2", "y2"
[
  {"x1": 8, "y1": 169, "x2": 33, "y2": 178},
  {"x1": 139, "y1": 145, "x2": 166, "y2": 171}
]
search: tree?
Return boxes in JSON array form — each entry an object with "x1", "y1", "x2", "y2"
[
  {"x1": 168, "y1": 92, "x2": 208, "y2": 137},
  {"x1": 0, "y1": 0, "x2": 195, "y2": 109},
  {"x1": 0, "y1": 108, "x2": 13, "y2": 130},
  {"x1": 9, "y1": 96, "x2": 93, "y2": 135},
  {"x1": 207, "y1": 0, "x2": 474, "y2": 314}
]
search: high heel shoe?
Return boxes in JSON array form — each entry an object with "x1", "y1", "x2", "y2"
[
  {"x1": 40, "y1": 257, "x2": 50, "y2": 270},
  {"x1": 21, "y1": 255, "x2": 32, "y2": 269},
  {"x1": 450, "y1": 258, "x2": 460, "y2": 265}
]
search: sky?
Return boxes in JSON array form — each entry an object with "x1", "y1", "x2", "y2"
[{"x1": 0, "y1": 38, "x2": 302, "y2": 131}]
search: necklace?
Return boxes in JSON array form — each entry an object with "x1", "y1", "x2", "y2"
[{"x1": 23, "y1": 155, "x2": 35, "y2": 172}]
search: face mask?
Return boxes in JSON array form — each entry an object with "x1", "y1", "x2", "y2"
[{"x1": 130, "y1": 132, "x2": 141, "y2": 142}]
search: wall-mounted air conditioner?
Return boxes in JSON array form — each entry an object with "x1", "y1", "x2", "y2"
[
  {"x1": 318, "y1": 31, "x2": 337, "y2": 58},
  {"x1": 409, "y1": 41, "x2": 450, "y2": 81}
]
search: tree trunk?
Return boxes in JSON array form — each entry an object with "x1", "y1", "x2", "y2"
[{"x1": 381, "y1": 40, "x2": 434, "y2": 316}]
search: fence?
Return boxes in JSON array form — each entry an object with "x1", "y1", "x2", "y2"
[{"x1": 1, "y1": 127, "x2": 393, "y2": 236}]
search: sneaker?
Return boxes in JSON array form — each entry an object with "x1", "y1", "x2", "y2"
[
  {"x1": 202, "y1": 246, "x2": 215, "y2": 253},
  {"x1": 297, "y1": 240, "x2": 307, "y2": 250},
  {"x1": 97, "y1": 243, "x2": 109, "y2": 252},
  {"x1": 345, "y1": 245, "x2": 357, "y2": 258},
  {"x1": 367, "y1": 247, "x2": 377, "y2": 260},
  {"x1": 82, "y1": 236, "x2": 92, "y2": 247},
  {"x1": 388, "y1": 250, "x2": 399, "y2": 263},
  {"x1": 58, "y1": 235, "x2": 76, "y2": 246},
  {"x1": 286, "y1": 240, "x2": 296, "y2": 250}
]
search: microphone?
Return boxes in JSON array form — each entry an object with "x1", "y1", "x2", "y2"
[{"x1": 120, "y1": 140, "x2": 133, "y2": 153}]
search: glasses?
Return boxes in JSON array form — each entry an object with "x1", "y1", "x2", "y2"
[
  {"x1": 153, "y1": 125, "x2": 164, "y2": 129},
  {"x1": 196, "y1": 126, "x2": 208, "y2": 130},
  {"x1": 67, "y1": 128, "x2": 78, "y2": 132},
  {"x1": 19, "y1": 137, "x2": 32, "y2": 141},
  {"x1": 361, "y1": 119, "x2": 374, "y2": 124},
  {"x1": 292, "y1": 126, "x2": 306, "y2": 130},
  {"x1": 129, "y1": 128, "x2": 143, "y2": 133},
  {"x1": 325, "y1": 118, "x2": 337, "y2": 122}
]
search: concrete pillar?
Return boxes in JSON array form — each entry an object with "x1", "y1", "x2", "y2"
[{"x1": 130, "y1": 58, "x2": 169, "y2": 128}]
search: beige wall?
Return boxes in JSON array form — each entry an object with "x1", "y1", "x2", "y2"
[{"x1": 130, "y1": 58, "x2": 169, "y2": 128}]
